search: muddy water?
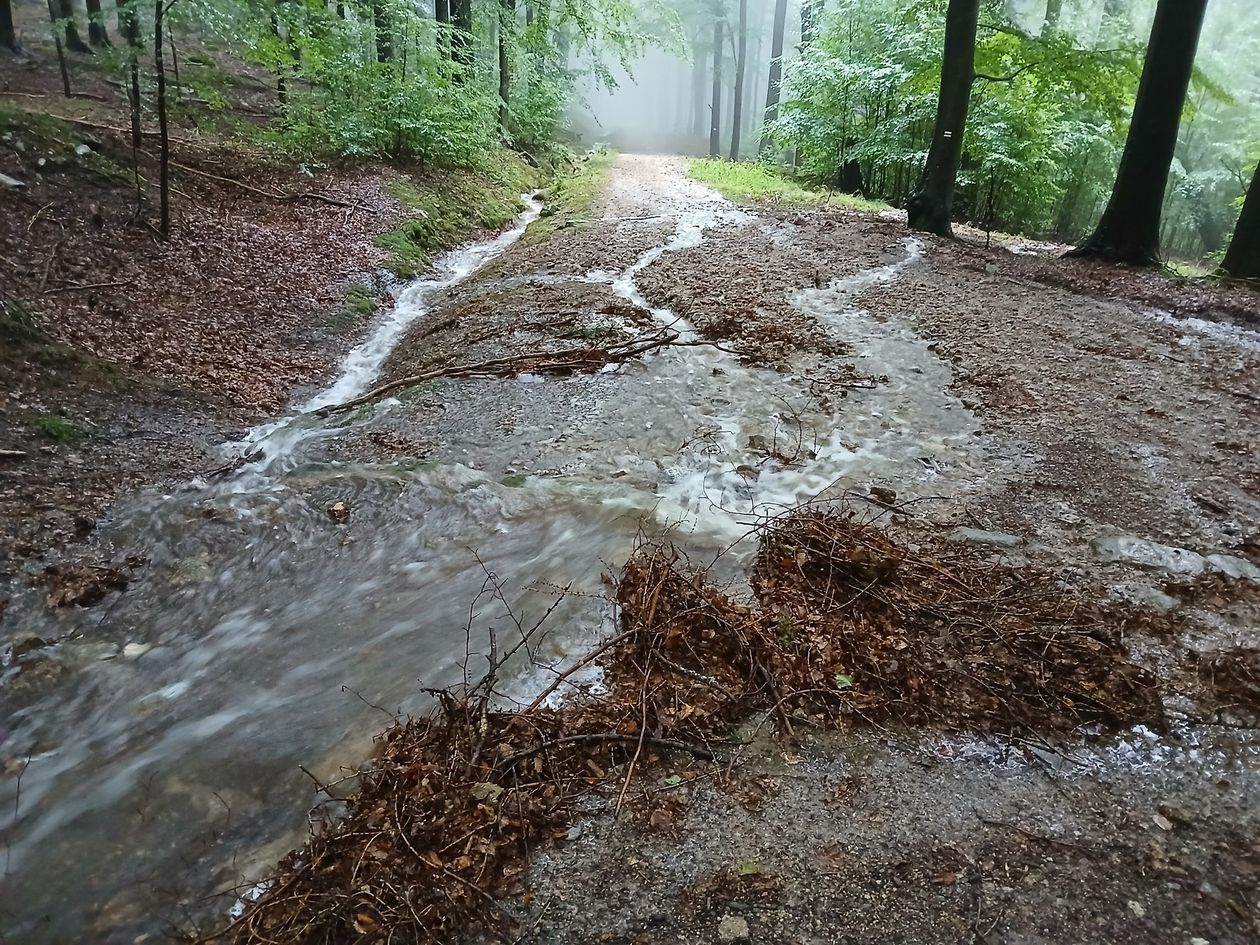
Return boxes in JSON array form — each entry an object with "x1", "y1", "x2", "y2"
[{"x1": 0, "y1": 160, "x2": 985, "y2": 941}]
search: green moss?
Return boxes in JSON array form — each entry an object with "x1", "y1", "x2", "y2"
[
  {"x1": 524, "y1": 147, "x2": 615, "y2": 243},
  {"x1": 501, "y1": 473, "x2": 529, "y2": 488},
  {"x1": 36, "y1": 414, "x2": 83, "y2": 444},
  {"x1": 345, "y1": 283, "x2": 379, "y2": 317},
  {"x1": 688, "y1": 159, "x2": 889, "y2": 212},
  {"x1": 375, "y1": 148, "x2": 540, "y2": 280}
]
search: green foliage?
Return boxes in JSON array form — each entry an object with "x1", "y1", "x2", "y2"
[
  {"x1": 36, "y1": 415, "x2": 84, "y2": 444},
  {"x1": 376, "y1": 153, "x2": 538, "y2": 278},
  {"x1": 689, "y1": 158, "x2": 888, "y2": 211},
  {"x1": 761, "y1": 0, "x2": 1258, "y2": 256}
]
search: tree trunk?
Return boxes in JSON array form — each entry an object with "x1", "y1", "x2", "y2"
[
  {"x1": 1069, "y1": 0, "x2": 1207, "y2": 265},
  {"x1": 84, "y1": 0, "x2": 109, "y2": 46},
  {"x1": 46, "y1": 0, "x2": 72, "y2": 93},
  {"x1": 690, "y1": 31, "x2": 707, "y2": 138},
  {"x1": 906, "y1": 0, "x2": 979, "y2": 237},
  {"x1": 120, "y1": 1, "x2": 141, "y2": 150},
  {"x1": 450, "y1": 0, "x2": 472, "y2": 71},
  {"x1": 1041, "y1": 0, "x2": 1062, "y2": 35},
  {"x1": 497, "y1": 0, "x2": 513, "y2": 129},
  {"x1": 728, "y1": 0, "x2": 746, "y2": 160},
  {"x1": 709, "y1": 15, "x2": 723, "y2": 158},
  {"x1": 759, "y1": 0, "x2": 787, "y2": 156},
  {"x1": 154, "y1": 0, "x2": 170, "y2": 235},
  {"x1": 435, "y1": 0, "x2": 449, "y2": 54},
  {"x1": 1, "y1": 0, "x2": 19, "y2": 52},
  {"x1": 54, "y1": 0, "x2": 90, "y2": 53},
  {"x1": 800, "y1": 0, "x2": 819, "y2": 48},
  {"x1": 1222, "y1": 161, "x2": 1260, "y2": 280},
  {"x1": 372, "y1": 0, "x2": 392, "y2": 62},
  {"x1": 271, "y1": 6, "x2": 286, "y2": 108}
]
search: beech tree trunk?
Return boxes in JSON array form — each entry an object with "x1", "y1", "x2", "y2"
[
  {"x1": 1222, "y1": 161, "x2": 1260, "y2": 280},
  {"x1": 84, "y1": 0, "x2": 109, "y2": 46},
  {"x1": 154, "y1": 0, "x2": 170, "y2": 235},
  {"x1": 119, "y1": 0, "x2": 142, "y2": 150},
  {"x1": 709, "y1": 14, "x2": 722, "y2": 159},
  {"x1": 53, "y1": 0, "x2": 91, "y2": 54},
  {"x1": 450, "y1": 0, "x2": 472, "y2": 71},
  {"x1": 1069, "y1": 0, "x2": 1207, "y2": 265},
  {"x1": 372, "y1": 0, "x2": 392, "y2": 62},
  {"x1": 728, "y1": 0, "x2": 747, "y2": 160},
  {"x1": 1, "y1": 0, "x2": 18, "y2": 52},
  {"x1": 1041, "y1": 0, "x2": 1062, "y2": 35},
  {"x1": 759, "y1": 0, "x2": 787, "y2": 156},
  {"x1": 907, "y1": 0, "x2": 979, "y2": 237},
  {"x1": 497, "y1": 0, "x2": 513, "y2": 129}
]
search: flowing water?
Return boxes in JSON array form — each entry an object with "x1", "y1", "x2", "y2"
[{"x1": 0, "y1": 165, "x2": 987, "y2": 941}]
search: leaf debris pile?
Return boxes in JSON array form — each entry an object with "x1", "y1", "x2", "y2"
[{"x1": 227, "y1": 511, "x2": 1167, "y2": 945}]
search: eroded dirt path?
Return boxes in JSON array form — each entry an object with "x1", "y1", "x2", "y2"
[{"x1": 2, "y1": 155, "x2": 1258, "y2": 944}]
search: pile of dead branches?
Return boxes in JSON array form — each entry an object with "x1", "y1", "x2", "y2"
[{"x1": 222, "y1": 510, "x2": 1167, "y2": 945}]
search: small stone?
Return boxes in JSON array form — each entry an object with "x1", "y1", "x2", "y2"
[
  {"x1": 10, "y1": 633, "x2": 50, "y2": 658},
  {"x1": 717, "y1": 915, "x2": 750, "y2": 942},
  {"x1": 1204, "y1": 554, "x2": 1260, "y2": 582},
  {"x1": 122, "y1": 643, "x2": 151, "y2": 659},
  {"x1": 869, "y1": 486, "x2": 897, "y2": 507},
  {"x1": 1127, "y1": 900, "x2": 1146, "y2": 918},
  {"x1": 327, "y1": 500, "x2": 351, "y2": 522},
  {"x1": 747, "y1": 434, "x2": 770, "y2": 452},
  {"x1": 0, "y1": 172, "x2": 26, "y2": 190},
  {"x1": 1152, "y1": 813, "x2": 1174, "y2": 832}
]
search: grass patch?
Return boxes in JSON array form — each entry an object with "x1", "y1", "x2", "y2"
[
  {"x1": 524, "y1": 147, "x2": 615, "y2": 242},
  {"x1": 376, "y1": 148, "x2": 540, "y2": 280},
  {"x1": 35, "y1": 414, "x2": 84, "y2": 444},
  {"x1": 688, "y1": 158, "x2": 888, "y2": 212}
]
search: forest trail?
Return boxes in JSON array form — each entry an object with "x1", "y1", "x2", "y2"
[{"x1": 3, "y1": 154, "x2": 1260, "y2": 943}]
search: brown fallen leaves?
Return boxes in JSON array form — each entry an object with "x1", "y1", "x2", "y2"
[
  {"x1": 43, "y1": 562, "x2": 128, "y2": 608},
  {"x1": 226, "y1": 510, "x2": 1166, "y2": 945}
]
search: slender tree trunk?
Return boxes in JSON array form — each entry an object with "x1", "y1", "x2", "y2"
[
  {"x1": 120, "y1": 1, "x2": 142, "y2": 150},
  {"x1": 1069, "y1": 0, "x2": 1208, "y2": 265},
  {"x1": 271, "y1": 7, "x2": 286, "y2": 108},
  {"x1": 690, "y1": 34, "x2": 707, "y2": 138},
  {"x1": 435, "y1": 0, "x2": 449, "y2": 54},
  {"x1": 372, "y1": 0, "x2": 391, "y2": 62},
  {"x1": 800, "y1": 0, "x2": 819, "y2": 47},
  {"x1": 53, "y1": 0, "x2": 91, "y2": 53},
  {"x1": 759, "y1": 0, "x2": 787, "y2": 156},
  {"x1": 336, "y1": 1, "x2": 344, "y2": 19},
  {"x1": 728, "y1": 0, "x2": 746, "y2": 160},
  {"x1": 450, "y1": 0, "x2": 472, "y2": 71},
  {"x1": 3, "y1": 0, "x2": 20, "y2": 52},
  {"x1": 709, "y1": 15, "x2": 722, "y2": 159},
  {"x1": 154, "y1": 0, "x2": 170, "y2": 235},
  {"x1": 84, "y1": 0, "x2": 109, "y2": 46},
  {"x1": 49, "y1": 2, "x2": 72, "y2": 95},
  {"x1": 906, "y1": 0, "x2": 980, "y2": 237},
  {"x1": 1041, "y1": 0, "x2": 1062, "y2": 35},
  {"x1": 497, "y1": 0, "x2": 513, "y2": 129},
  {"x1": 1222, "y1": 161, "x2": 1260, "y2": 280}
]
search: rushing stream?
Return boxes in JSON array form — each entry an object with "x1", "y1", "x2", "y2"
[{"x1": 0, "y1": 168, "x2": 986, "y2": 941}]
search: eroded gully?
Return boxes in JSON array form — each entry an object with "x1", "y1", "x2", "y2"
[{"x1": 0, "y1": 157, "x2": 986, "y2": 941}]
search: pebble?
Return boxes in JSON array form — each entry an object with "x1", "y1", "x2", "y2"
[
  {"x1": 122, "y1": 643, "x2": 151, "y2": 659},
  {"x1": 717, "y1": 915, "x2": 750, "y2": 942}
]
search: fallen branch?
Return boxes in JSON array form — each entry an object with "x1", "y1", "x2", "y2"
[
  {"x1": 315, "y1": 331, "x2": 679, "y2": 417},
  {"x1": 495, "y1": 733, "x2": 716, "y2": 770},
  {"x1": 45, "y1": 280, "x2": 130, "y2": 295}
]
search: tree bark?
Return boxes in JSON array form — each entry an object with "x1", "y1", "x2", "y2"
[
  {"x1": 497, "y1": 0, "x2": 513, "y2": 129},
  {"x1": 46, "y1": 0, "x2": 72, "y2": 93},
  {"x1": 759, "y1": 0, "x2": 787, "y2": 156},
  {"x1": 53, "y1": 0, "x2": 90, "y2": 54},
  {"x1": 450, "y1": 0, "x2": 472, "y2": 71},
  {"x1": 84, "y1": 0, "x2": 109, "y2": 46},
  {"x1": 435, "y1": 0, "x2": 449, "y2": 54},
  {"x1": 1069, "y1": 0, "x2": 1207, "y2": 265},
  {"x1": 709, "y1": 14, "x2": 722, "y2": 159},
  {"x1": 1, "y1": 0, "x2": 19, "y2": 52},
  {"x1": 1222, "y1": 161, "x2": 1260, "y2": 280},
  {"x1": 372, "y1": 0, "x2": 392, "y2": 62},
  {"x1": 728, "y1": 0, "x2": 747, "y2": 160},
  {"x1": 800, "y1": 0, "x2": 820, "y2": 48},
  {"x1": 907, "y1": 0, "x2": 979, "y2": 237},
  {"x1": 1041, "y1": 0, "x2": 1062, "y2": 35},
  {"x1": 154, "y1": 0, "x2": 170, "y2": 235},
  {"x1": 119, "y1": 1, "x2": 141, "y2": 150}
]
